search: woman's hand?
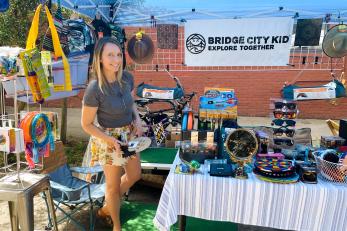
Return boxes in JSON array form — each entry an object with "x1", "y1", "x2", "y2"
[
  {"x1": 133, "y1": 119, "x2": 144, "y2": 137},
  {"x1": 105, "y1": 136, "x2": 124, "y2": 152}
]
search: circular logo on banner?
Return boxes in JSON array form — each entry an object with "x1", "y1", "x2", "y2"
[{"x1": 186, "y1": 34, "x2": 206, "y2": 54}]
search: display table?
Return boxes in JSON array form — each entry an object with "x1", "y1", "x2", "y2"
[{"x1": 153, "y1": 155, "x2": 347, "y2": 231}]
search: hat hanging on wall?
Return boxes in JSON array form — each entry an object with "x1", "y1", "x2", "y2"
[
  {"x1": 322, "y1": 24, "x2": 347, "y2": 58},
  {"x1": 127, "y1": 30, "x2": 154, "y2": 64}
]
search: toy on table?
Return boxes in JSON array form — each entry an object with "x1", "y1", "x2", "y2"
[
  {"x1": 225, "y1": 128, "x2": 258, "y2": 179},
  {"x1": 20, "y1": 112, "x2": 55, "y2": 168},
  {"x1": 254, "y1": 158, "x2": 299, "y2": 183},
  {"x1": 175, "y1": 160, "x2": 201, "y2": 174}
]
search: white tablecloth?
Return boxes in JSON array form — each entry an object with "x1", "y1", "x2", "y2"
[{"x1": 153, "y1": 155, "x2": 347, "y2": 231}]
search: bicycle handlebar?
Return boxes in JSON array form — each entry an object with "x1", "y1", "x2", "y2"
[{"x1": 164, "y1": 69, "x2": 183, "y2": 90}]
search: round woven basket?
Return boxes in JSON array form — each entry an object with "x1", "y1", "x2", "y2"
[{"x1": 313, "y1": 151, "x2": 347, "y2": 184}]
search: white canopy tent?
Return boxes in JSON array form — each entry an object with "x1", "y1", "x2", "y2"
[{"x1": 53, "y1": 0, "x2": 347, "y2": 25}]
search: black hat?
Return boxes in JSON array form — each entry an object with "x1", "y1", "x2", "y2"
[
  {"x1": 322, "y1": 24, "x2": 347, "y2": 58},
  {"x1": 127, "y1": 32, "x2": 154, "y2": 64}
]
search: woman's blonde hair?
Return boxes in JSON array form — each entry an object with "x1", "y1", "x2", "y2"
[{"x1": 91, "y1": 37, "x2": 124, "y2": 93}]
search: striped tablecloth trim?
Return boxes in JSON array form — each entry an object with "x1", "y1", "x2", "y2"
[{"x1": 153, "y1": 155, "x2": 347, "y2": 231}]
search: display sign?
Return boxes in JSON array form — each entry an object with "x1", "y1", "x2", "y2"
[
  {"x1": 293, "y1": 87, "x2": 336, "y2": 100},
  {"x1": 184, "y1": 17, "x2": 294, "y2": 66},
  {"x1": 142, "y1": 89, "x2": 174, "y2": 100},
  {"x1": 199, "y1": 87, "x2": 237, "y2": 119}
]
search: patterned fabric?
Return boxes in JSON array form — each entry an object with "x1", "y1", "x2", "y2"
[
  {"x1": 157, "y1": 24, "x2": 178, "y2": 49},
  {"x1": 90, "y1": 124, "x2": 135, "y2": 166},
  {"x1": 42, "y1": 0, "x2": 69, "y2": 54},
  {"x1": 153, "y1": 154, "x2": 347, "y2": 231}
]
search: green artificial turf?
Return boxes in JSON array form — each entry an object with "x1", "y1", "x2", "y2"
[{"x1": 118, "y1": 201, "x2": 238, "y2": 231}]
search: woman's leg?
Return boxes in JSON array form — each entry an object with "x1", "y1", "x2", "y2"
[
  {"x1": 102, "y1": 165, "x2": 123, "y2": 231},
  {"x1": 120, "y1": 154, "x2": 142, "y2": 195}
]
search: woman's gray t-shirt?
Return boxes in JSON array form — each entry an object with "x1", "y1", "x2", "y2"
[{"x1": 82, "y1": 71, "x2": 135, "y2": 128}]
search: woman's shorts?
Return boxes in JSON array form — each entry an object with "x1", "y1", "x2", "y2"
[{"x1": 90, "y1": 124, "x2": 136, "y2": 166}]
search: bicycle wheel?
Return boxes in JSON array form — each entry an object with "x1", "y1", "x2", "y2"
[
  {"x1": 187, "y1": 112, "x2": 194, "y2": 130},
  {"x1": 182, "y1": 113, "x2": 188, "y2": 131}
]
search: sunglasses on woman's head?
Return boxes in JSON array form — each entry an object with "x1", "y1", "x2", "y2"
[
  {"x1": 273, "y1": 110, "x2": 297, "y2": 119},
  {"x1": 273, "y1": 126, "x2": 295, "y2": 137},
  {"x1": 274, "y1": 138, "x2": 294, "y2": 146},
  {"x1": 271, "y1": 119, "x2": 296, "y2": 127},
  {"x1": 274, "y1": 102, "x2": 297, "y2": 110}
]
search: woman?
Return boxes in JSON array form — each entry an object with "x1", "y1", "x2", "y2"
[{"x1": 81, "y1": 36, "x2": 143, "y2": 231}]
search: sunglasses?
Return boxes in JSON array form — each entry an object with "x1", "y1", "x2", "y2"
[
  {"x1": 272, "y1": 119, "x2": 296, "y2": 127},
  {"x1": 274, "y1": 138, "x2": 294, "y2": 146},
  {"x1": 273, "y1": 126, "x2": 295, "y2": 137},
  {"x1": 274, "y1": 102, "x2": 297, "y2": 110},
  {"x1": 273, "y1": 110, "x2": 297, "y2": 119}
]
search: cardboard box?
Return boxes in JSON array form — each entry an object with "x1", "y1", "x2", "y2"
[
  {"x1": 41, "y1": 141, "x2": 67, "y2": 174},
  {"x1": 320, "y1": 136, "x2": 345, "y2": 149},
  {"x1": 182, "y1": 130, "x2": 210, "y2": 142},
  {"x1": 165, "y1": 140, "x2": 176, "y2": 148},
  {"x1": 170, "y1": 129, "x2": 181, "y2": 141}
]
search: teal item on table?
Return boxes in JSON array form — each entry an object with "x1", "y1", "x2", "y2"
[{"x1": 190, "y1": 160, "x2": 201, "y2": 169}]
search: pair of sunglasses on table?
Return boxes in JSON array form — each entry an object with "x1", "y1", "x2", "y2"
[
  {"x1": 274, "y1": 102, "x2": 297, "y2": 110},
  {"x1": 273, "y1": 110, "x2": 297, "y2": 119},
  {"x1": 271, "y1": 119, "x2": 296, "y2": 127},
  {"x1": 274, "y1": 138, "x2": 294, "y2": 146},
  {"x1": 273, "y1": 126, "x2": 295, "y2": 137}
]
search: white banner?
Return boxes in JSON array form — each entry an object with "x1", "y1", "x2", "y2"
[{"x1": 184, "y1": 18, "x2": 294, "y2": 66}]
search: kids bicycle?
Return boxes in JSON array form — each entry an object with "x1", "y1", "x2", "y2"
[{"x1": 135, "y1": 70, "x2": 196, "y2": 140}]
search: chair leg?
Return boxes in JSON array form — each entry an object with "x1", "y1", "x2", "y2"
[
  {"x1": 89, "y1": 204, "x2": 94, "y2": 231},
  {"x1": 41, "y1": 192, "x2": 53, "y2": 230},
  {"x1": 44, "y1": 189, "x2": 58, "y2": 231},
  {"x1": 55, "y1": 205, "x2": 87, "y2": 231},
  {"x1": 8, "y1": 201, "x2": 19, "y2": 231}
]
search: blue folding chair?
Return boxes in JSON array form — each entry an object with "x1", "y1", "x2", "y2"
[{"x1": 45, "y1": 163, "x2": 105, "y2": 231}]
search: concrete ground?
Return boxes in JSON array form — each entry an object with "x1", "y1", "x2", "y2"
[{"x1": 0, "y1": 107, "x2": 336, "y2": 230}]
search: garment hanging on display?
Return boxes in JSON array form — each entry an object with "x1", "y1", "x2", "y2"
[{"x1": 91, "y1": 13, "x2": 111, "y2": 39}]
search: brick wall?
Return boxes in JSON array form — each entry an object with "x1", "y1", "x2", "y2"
[{"x1": 42, "y1": 26, "x2": 347, "y2": 120}]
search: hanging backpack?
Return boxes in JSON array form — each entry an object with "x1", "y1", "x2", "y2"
[
  {"x1": 66, "y1": 19, "x2": 96, "y2": 54},
  {"x1": 109, "y1": 23, "x2": 126, "y2": 48}
]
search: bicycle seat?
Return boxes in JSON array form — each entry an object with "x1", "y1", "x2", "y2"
[{"x1": 136, "y1": 83, "x2": 184, "y2": 100}]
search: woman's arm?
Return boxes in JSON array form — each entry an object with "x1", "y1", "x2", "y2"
[
  {"x1": 132, "y1": 90, "x2": 143, "y2": 137},
  {"x1": 81, "y1": 105, "x2": 123, "y2": 148}
]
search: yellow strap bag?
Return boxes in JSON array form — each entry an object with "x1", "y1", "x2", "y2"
[{"x1": 26, "y1": 4, "x2": 71, "y2": 92}]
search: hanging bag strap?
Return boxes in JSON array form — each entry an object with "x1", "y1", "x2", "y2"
[{"x1": 26, "y1": 4, "x2": 72, "y2": 91}]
